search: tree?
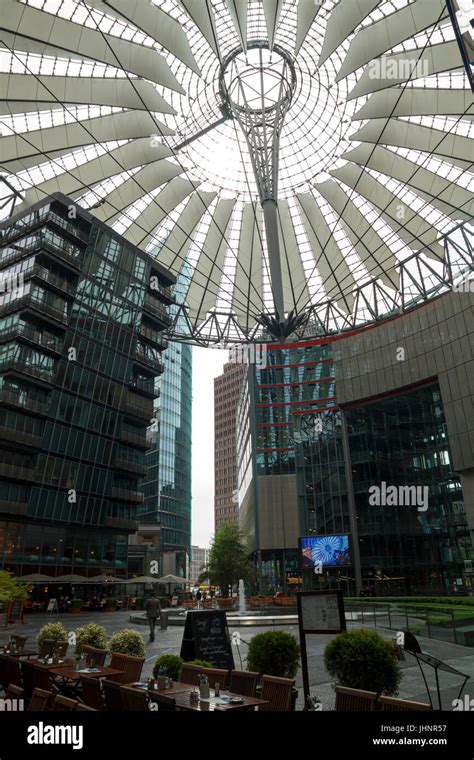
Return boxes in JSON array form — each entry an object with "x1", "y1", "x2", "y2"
[
  {"x1": 0, "y1": 571, "x2": 27, "y2": 606},
  {"x1": 203, "y1": 523, "x2": 252, "y2": 597}
]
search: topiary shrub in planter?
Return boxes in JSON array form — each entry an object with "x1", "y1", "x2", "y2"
[
  {"x1": 135, "y1": 597, "x2": 144, "y2": 610},
  {"x1": 109, "y1": 629, "x2": 145, "y2": 657},
  {"x1": 37, "y1": 622, "x2": 68, "y2": 648},
  {"x1": 246, "y1": 631, "x2": 300, "y2": 679},
  {"x1": 324, "y1": 630, "x2": 401, "y2": 696},
  {"x1": 74, "y1": 623, "x2": 108, "y2": 657},
  {"x1": 70, "y1": 599, "x2": 83, "y2": 612},
  {"x1": 105, "y1": 597, "x2": 117, "y2": 611},
  {"x1": 153, "y1": 654, "x2": 183, "y2": 680},
  {"x1": 187, "y1": 658, "x2": 213, "y2": 669}
]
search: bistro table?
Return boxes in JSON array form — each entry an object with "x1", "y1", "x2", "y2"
[
  {"x1": 29, "y1": 658, "x2": 76, "y2": 669},
  {"x1": 50, "y1": 665, "x2": 124, "y2": 682},
  {"x1": 124, "y1": 682, "x2": 269, "y2": 712},
  {"x1": 0, "y1": 649, "x2": 38, "y2": 658}
]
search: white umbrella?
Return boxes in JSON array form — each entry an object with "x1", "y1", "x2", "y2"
[
  {"x1": 15, "y1": 573, "x2": 53, "y2": 583},
  {"x1": 153, "y1": 574, "x2": 193, "y2": 585}
]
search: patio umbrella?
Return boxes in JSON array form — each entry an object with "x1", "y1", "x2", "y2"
[
  {"x1": 15, "y1": 573, "x2": 53, "y2": 583},
  {"x1": 124, "y1": 576, "x2": 161, "y2": 585},
  {"x1": 86, "y1": 575, "x2": 124, "y2": 584},
  {"x1": 50, "y1": 574, "x2": 90, "y2": 583},
  {"x1": 153, "y1": 574, "x2": 192, "y2": 585}
]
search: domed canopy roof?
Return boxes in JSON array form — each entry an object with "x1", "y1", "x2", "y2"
[{"x1": 0, "y1": 0, "x2": 472, "y2": 344}]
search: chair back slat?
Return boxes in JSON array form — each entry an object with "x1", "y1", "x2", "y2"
[
  {"x1": 102, "y1": 679, "x2": 125, "y2": 711},
  {"x1": 260, "y1": 675, "x2": 294, "y2": 711},
  {"x1": 335, "y1": 686, "x2": 377, "y2": 712},
  {"x1": 81, "y1": 645, "x2": 107, "y2": 667},
  {"x1": 179, "y1": 664, "x2": 201, "y2": 685},
  {"x1": 5, "y1": 683, "x2": 24, "y2": 701},
  {"x1": 379, "y1": 695, "x2": 432, "y2": 711},
  {"x1": 108, "y1": 654, "x2": 144, "y2": 684},
  {"x1": 76, "y1": 703, "x2": 97, "y2": 711},
  {"x1": 199, "y1": 667, "x2": 229, "y2": 689},
  {"x1": 120, "y1": 686, "x2": 149, "y2": 711},
  {"x1": 27, "y1": 688, "x2": 52, "y2": 711},
  {"x1": 151, "y1": 693, "x2": 176, "y2": 711},
  {"x1": 38, "y1": 640, "x2": 69, "y2": 659},
  {"x1": 52, "y1": 695, "x2": 77, "y2": 711},
  {"x1": 31, "y1": 664, "x2": 53, "y2": 692},
  {"x1": 4, "y1": 656, "x2": 22, "y2": 688},
  {"x1": 20, "y1": 660, "x2": 35, "y2": 701},
  {"x1": 229, "y1": 670, "x2": 259, "y2": 698},
  {"x1": 11, "y1": 635, "x2": 27, "y2": 652},
  {"x1": 79, "y1": 675, "x2": 105, "y2": 711}
]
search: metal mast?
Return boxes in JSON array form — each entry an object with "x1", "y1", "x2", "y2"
[{"x1": 220, "y1": 42, "x2": 297, "y2": 334}]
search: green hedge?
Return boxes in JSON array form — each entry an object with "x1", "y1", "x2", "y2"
[{"x1": 346, "y1": 597, "x2": 474, "y2": 607}]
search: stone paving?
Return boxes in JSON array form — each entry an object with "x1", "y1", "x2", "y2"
[{"x1": 3, "y1": 610, "x2": 473, "y2": 711}]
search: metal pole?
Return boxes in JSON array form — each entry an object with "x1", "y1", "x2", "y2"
[
  {"x1": 340, "y1": 410, "x2": 362, "y2": 596},
  {"x1": 262, "y1": 199, "x2": 285, "y2": 321}
]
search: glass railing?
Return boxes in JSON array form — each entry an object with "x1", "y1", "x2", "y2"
[
  {"x1": 0, "y1": 358, "x2": 54, "y2": 383},
  {"x1": 120, "y1": 428, "x2": 148, "y2": 448},
  {"x1": 1, "y1": 230, "x2": 83, "y2": 269},
  {"x1": 32, "y1": 264, "x2": 76, "y2": 297},
  {"x1": 134, "y1": 347, "x2": 164, "y2": 373},
  {"x1": 143, "y1": 294, "x2": 171, "y2": 323},
  {"x1": 0, "y1": 424, "x2": 43, "y2": 447},
  {"x1": 139, "y1": 323, "x2": 168, "y2": 349},
  {"x1": 129, "y1": 377, "x2": 155, "y2": 395},
  {"x1": 111, "y1": 486, "x2": 144, "y2": 503},
  {"x1": 0, "y1": 388, "x2": 49, "y2": 415},
  {"x1": 0, "y1": 322, "x2": 63, "y2": 352}
]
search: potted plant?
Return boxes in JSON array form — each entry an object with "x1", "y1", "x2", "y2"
[
  {"x1": 187, "y1": 659, "x2": 213, "y2": 669},
  {"x1": 135, "y1": 597, "x2": 144, "y2": 610},
  {"x1": 153, "y1": 654, "x2": 183, "y2": 681},
  {"x1": 105, "y1": 597, "x2": 117, "y2": 611},
  {"x1": 246, "y1": 631, "x2": 300, "y2": 709},
  {"x1": 109, "y1": 629, "x2": 145, "y2": 657},
  {"x1": 37, "y1": 621, "x2": 68, "y2": 655},
  {"x1": 74, "y1": 623, "x2": 108, "y2": 657},
  {"x1": 324, "y1": 630, "x2": 401, "y2": 696},
  {"x1": 70, "y1": 598, "x2": 83, "y2": 613}
]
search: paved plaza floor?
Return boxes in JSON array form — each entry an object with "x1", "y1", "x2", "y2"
[{"x1": 3, "y1": 611, "x2": 474, "y2": 711}]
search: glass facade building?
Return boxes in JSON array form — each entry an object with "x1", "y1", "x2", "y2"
[
  {"x1": 0, "y1": 194, "x2": 174, "y2": 578},
  {"x1": 140, "y1": 268, "x2": 192, "y2": 572}
]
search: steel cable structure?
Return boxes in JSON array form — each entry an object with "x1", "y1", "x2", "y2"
[{"x1": 0, "y1": 0, "x2": 472, "y2": 345}]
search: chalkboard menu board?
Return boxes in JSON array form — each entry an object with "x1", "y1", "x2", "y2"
[
  {"x1": 7, "y1": 600, "x2": 24, "y2": 625},
  {"x1": 180, "y1": 611, "x2": 235, "y2": 670}
]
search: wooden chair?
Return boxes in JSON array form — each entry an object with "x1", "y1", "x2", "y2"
[
  {"x1": 379, "y1": 695, "x2": 432, "y2": 711},
  {"x1": 38, "y1": 640, "x2": 68, "y2": 659},
  {"x1": 81, "y1": 645, "x2": 107, "y2": 667},
  {"x1": 4, "y1": 655, "x2": 22, "y2": 688},
  {"x1": 79, "y1": 675, "x2": 105, "y2": 711},
  {"x1": 31, "y1": 664, "x2": 54, "y2": 692},
  {"x1": 335, "y1": 686, "x2": 378, "y2": 712},
  {"x1": 102, "y1": 679, "x2": 125, "y2": 711},
  {"x1": 20, "y1": 660, "x2": 35, "y2": 701},
  {"x1": 229, "y1": 670, "x2": 259, "y2": 698},
  {"x1": 150, "y1": 693, "x2": 176, "y2": 711},
  {"x1": 259, "y1": 675, "x2": 294, "y2": 711},
  {"x1": 179, "y1": 663, "x2": 201, "y2": 686},
  {"x1": 108, "y1": 653, "x2": 144, "y2": 684},
  {"x1": 199, "y1": 667, "x2": 229, "y2": 689},
  {"x1": 52, "y1": 695, "x2": 77, "y2": 711},
  {"x1": 120, "y1": 686, "x2": 149, "y2": 711},
  {"x1": 0, "y1": 654, "x2": 9, "y2": 694},
  {"x1": 76, "y1": 703, "x2": 97, "y2": 712},
  {"x1": 27, "y1": 688, "x2": 52, "y2": 711},
  {"x1": 11, "y1": 635, "x2": 27, "y2": 652},
  {"x1": 4, "y1": 683, "x2": 24, "y2": 702}
]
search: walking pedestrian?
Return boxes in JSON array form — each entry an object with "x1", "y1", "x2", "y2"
[{"x1": 144, "y1": 591, "x2": 161, "y2": 641}]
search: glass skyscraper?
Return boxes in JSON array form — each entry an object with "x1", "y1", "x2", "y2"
[
  {"x1": 0, "y1": 194, "x2": 174, "y2": 578},
  {"x1": 140, "y1": 268, "x2": 192, "y2": 573}
]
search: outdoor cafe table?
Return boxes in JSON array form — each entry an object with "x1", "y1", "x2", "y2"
[
  {"x1": 0, "y1": 649, "x2": 38, "y2": 658},
  {"x1": 49, "y1": 665, "x2": 124, "y2": 682},
  {"x1": 29, "y1": 658, "x2": 76, "y2": 669},
  {"x1": 126, "y1": 682, "x2": 269, "y2": 712}
]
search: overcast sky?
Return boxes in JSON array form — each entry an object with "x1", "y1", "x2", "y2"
[{"x1": 191, "y1": 346, "x2": 228, "y2": 549}]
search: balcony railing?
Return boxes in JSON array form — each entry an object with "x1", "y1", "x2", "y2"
[
  {"x1": 0, "y1": 322, "x2": 63, "y2": 353},
  {"x1": 139, "y1": 323, "x2": 168, "y2": 349},
  {"x1": 129, "y1": 377, "x2": 156, "y2": 396},
  {"x1": 0, "y1": 388, "x2": 50, "y2": 415},
  {"x1": 115, "y1": 458, "x2": 148, "y2": 476},
  {"x1": 143, "y1": 294, "x2": 171, "y2": 324},
  {"x1": 32, "y1": 264, "x2": 76, "y2": 297},
  {"x1": 104, "y1": 516, "x2": 139, "y2": 531},
  {"x1": 111, "y1": 487, "x2": 144, "y2": 504},
  {"x1": 124, "y1": 395, "x2": 153, "y2": 421},
  {"x1": 149, "y1": 280, "x2": 174, "y2": 304},
  {"x1": 119, "y1": 428, "x2": 149, "y2": 448},
  {"x1": 0, "y1": 209, "x2": 90, "y2": 247},
  {"x1": 0, "y1": 358, "x2": 54, "y2": 384},
  {"x1": 1, "y1": 232, "x2": 83, "y2": 270},
  {"x1": 0, "y1": 462, "x2": 36, "y2": 481},
  {"x1": 0, "y1": 500, "x2": 28, "y2": 516},
  {"x1": 134, "y1": 347, "x2": 164, "y2": 374},
  {"x1": 0, "y1": 294, "x2": 69, "y2": 325},
  {"x1": 0, "y1": 425, "x2": 43, "y2": 448}
]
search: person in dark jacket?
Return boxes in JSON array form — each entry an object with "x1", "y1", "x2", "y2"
[{"x1": 144, "y1": 592, "x2": 161, "y2": 641}]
